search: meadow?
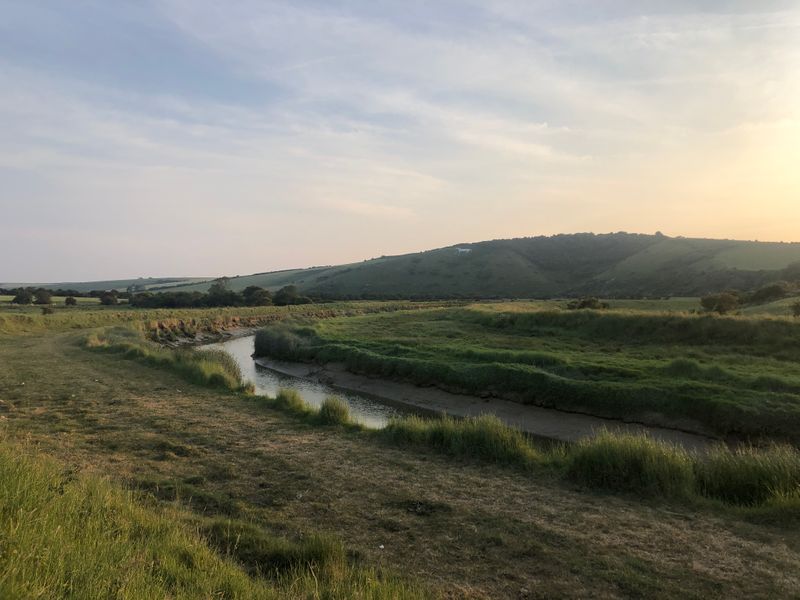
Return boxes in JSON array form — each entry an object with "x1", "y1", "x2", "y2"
[
  {"x1": 253, "y1": 304, "x2": 800, "y2": 442},
  {"x1": 1, "y1": 301, "x2": 799, "y2": 597}
]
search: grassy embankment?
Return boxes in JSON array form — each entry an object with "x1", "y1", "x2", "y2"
[
  {"x1": 0, "y1": 300, "x2": 452, "y2": 338},
  {"x1": 0, "y1": 442, "x2": 420, "y2": 599},
  {"x1": 85, "y1": 327, "x2": 800, "y2": 520},
  {"x1": 251, "y1": 305, "x2": 800, "y2": 442},
  {"x1": 3, "y1": 317, "x2": 800, "y2": 596}
]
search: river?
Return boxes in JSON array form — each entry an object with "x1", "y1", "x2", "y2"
[
  {"x1": 202, "y1": 333, "x2": 714, "y2": 450},
  {"x1": 201, "y1": 334, "x2": 420, "y2": 428}
]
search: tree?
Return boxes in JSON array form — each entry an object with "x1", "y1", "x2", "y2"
[
  {"x1": 34, "y1": 289, "x2": 52, "y2": 305},
  {"x1": 242, "y1": 286, "x2": 272, "y2": 306},
  {"x1": 792, "y1": 301, "x2": 800, "y2": 318},
  {"x1": 64, "y1": 296, "x2": 77, "y2": 307},
  {"x1": 100, "y1": 292, "x2": 118, "y2": 306},
  {"x1": 11, "y1": 290, "x2": 33, "y2": 305},
  {"x1": 700, "y1": 293, "x2": 739, "y2": 315}
]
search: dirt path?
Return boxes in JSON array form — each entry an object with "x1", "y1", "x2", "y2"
[{"x1": 255, "y1": 358, "x2": 715, "y2": 451}]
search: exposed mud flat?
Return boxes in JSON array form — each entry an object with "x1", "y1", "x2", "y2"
[{"x1": 254, "y1": 356, "x2": 715, "y2": 451}]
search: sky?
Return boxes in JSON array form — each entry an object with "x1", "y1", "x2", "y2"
[{"x1": 1, "y1": 1, "x2": 799, "y2": 282}]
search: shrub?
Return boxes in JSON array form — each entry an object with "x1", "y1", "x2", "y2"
[
  {"x1": 792, "y1": 301, "x2": 800, "y2": 318},
  {"x1": 565, "y1": 431, "x2": 694, "y2": 498},
  {"x1": 34, "y1": 289, "x2": 52, "y2": 305},
  {"x1": 64, "y1": 296, "x2": 77, "y2": 306},
  {"x1": 253, "y1": 326, "x2": 307, "y2": 359},
  {"x1": 100, "y1": 292, "x2": 118, "y2": 306},
  {"x1": 700, "y1": 293, "x2": 739, "y2": 314},
  {"x1": 11, "y1": 290, "x2": 32, "y2": 305},
  {"x1": 317, "y1": 397, "x2": 352, "y2": 426}
]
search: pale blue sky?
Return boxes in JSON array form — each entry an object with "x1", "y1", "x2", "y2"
[{"x1": 1, "y1": 1, "x2": 798, "y2": 281}]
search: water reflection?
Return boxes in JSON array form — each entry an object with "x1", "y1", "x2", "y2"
[{"x1": 201, "y1": 335, "x2": 412, "y2": 428}]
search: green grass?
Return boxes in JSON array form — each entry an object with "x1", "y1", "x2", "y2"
[
  {"x1": 381, "y1": 414, "x2": 541, "y2": 467},
  {"x1": 0, "y1": 300, "x2": 449, "y2": 336},
  {"x1": 565, "y1": 431, "x2": 694, "y2": 498},
  {"x1": 253, "y1": 306, "x2": 800, "y2": 442},
  {"x1": 248, "y1": 385, "x2": 800, "y2": 516},
  {"x1": 83, "y1": 327, "x2": 253, "y2": 393},
  {"x1": 0, "y1": 441, "x2": 422, "y2": 599}
]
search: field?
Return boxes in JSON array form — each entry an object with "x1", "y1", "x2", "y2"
[
  {"x1": 1, "y1": 302, "x2": 799, "y2": 597},
  {"x1": 253, "y1": 304, "x2": 800, "y2": 442}
]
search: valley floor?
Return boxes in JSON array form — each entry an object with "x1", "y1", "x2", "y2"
[{"x1": 1, "y1": 330, "x2": 798, "y2": 598}]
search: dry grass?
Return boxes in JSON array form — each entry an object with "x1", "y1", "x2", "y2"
[{"x1": 0, "y1": 331, "x2": 799, "y2": 597}]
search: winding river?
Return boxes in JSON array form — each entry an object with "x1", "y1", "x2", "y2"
[
  {"x1": 201, "y1": 334, "x2": 421, "y2": 428},
  {"x1": 203, "y1": 333, "x2": 714, "y2": 450}
]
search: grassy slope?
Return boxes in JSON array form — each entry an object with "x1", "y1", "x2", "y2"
[
  {"x1": 0, "y1": 277, "x2": 209, "y2": 293},
  {"x1": 157, "y1": 233, "x2": 800, "y2": 299},
  {"x1": 253, "y1": 306, "x2": 800, "y2": 441},
  {"x1": 0, "y1": 441, "x2": 420, "y2": 599},
  {"x1": 1, "y1": 330, "x2": 798, "y2": 597}
]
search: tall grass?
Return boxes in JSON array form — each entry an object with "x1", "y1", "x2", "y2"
[
  {"x1": 565, "y1": 431, "x2": 694, "y2": 498},
  {"x1": 257, "y1": 388, "x2": 799, "y2": 515},
  {"x1": 318, "y1": 397, "x2": 352, "y2": 426},
  {"x1": 694, "y1": 444, "x2": 800, "y2": 505},
  {"x1": 83, "y1": 328, "x2": 252, "y2": 393},
  {"x1": 0, "y1": 442, "x2": 424, "y2": 599},
  {"x1": 381, "y1": 414, "x2": 540, "y2": 467},
  {"x1": 0, "y1": 443, "x2": 272, "y2": 599}
]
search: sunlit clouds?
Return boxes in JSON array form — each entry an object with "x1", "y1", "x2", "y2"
[{"x1": 1, "y1": 1, "x2": 798, "y2": 280}]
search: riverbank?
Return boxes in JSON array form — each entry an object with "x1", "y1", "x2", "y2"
[{"x1": 254, "y1": 357, "x2": 715, "y2": 451}]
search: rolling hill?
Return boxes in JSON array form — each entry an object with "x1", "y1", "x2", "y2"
[
  {"x1": 154, "y1": 233, "x2": 800, "y2": 299},
  {"x1": 0, "y1": 277, "x2": 210, "y2": 294},
  {"x1": 7, "y1": 233, "x2": 800, "y2": 299}
]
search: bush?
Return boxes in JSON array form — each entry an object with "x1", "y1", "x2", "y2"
[
  {"x1": 11, "y1": 290, "x2": 32, "y2": 305},
  {"x1": 792, "y1": 301, "x2": 800, "y2": 318},
  {"x1": 700, "y1": 293, "x2": 739, "y2": 314},
  {"x1": 565, "y1": 431, "x2": 694, "y2": 498},
  {"x1": 34, "y1": 289, "x2": 52, "y2": 305},
  {"x1": 100, "y1": 292, "x2": 118, "y2": 306},
  {"x1": 64, "y1": 296, "x2": 77, "y2": 306},
  {"x1": 317, "y1": 397, "x2": 352, "y2": 426},
  {"x1": 253, "y1": 326, "x2": 308, "y2": 359}
]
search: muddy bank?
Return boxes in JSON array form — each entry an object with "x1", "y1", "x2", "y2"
[{"x1": 254, "y1": 357, "x2": 716, "y2": 451}]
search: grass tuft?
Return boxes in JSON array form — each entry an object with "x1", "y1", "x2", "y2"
[
  {"x1": 381, "y1": 414, "x2": 540, "y2": 467},
  {"x1": 317, "y1": 397, "x2": 352, "y2": 426},
  {"x1": 565, "y1": 431, "x2": 695, "y2": 498},
  {"x1": 694, "y1": 444, "x2": 800, "y2": 505}
]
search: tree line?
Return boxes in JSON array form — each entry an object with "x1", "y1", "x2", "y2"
[{"x1": 129, "y1": 283, "x2": 311, "y2": 309}]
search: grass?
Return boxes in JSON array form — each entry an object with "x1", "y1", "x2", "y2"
[
  {"x1": 250, "y1": 386, "x2": 800, "y2": 515},
  {"x1": 83, "y1": 327, "x2": 253, "y2": 393},
  {"x1": 0, "y1": 300, "x2": 452, "y2": 336},
  {"x1": 565, "y1": 431, "x2": 695, "y2": 498},
  {"x1": 3, "y1": 328, "x2": 800, "y2": 596},
  {"x1": 380, "y1": 414, "x2": 541, "y2": 468},
  {"x1": 252, "y1": 306, "x2": 800, "y2": 442},
  {"x1": 86, "y1": 322, "x2": 800, "y2": 515},
  {"x1": 0, "y1": 440, "x2": 421, "y2": 599}
]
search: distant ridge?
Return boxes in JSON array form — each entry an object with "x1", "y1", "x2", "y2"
[{"x1": 161, "y1": 233, "x2": 800, "y2": 299}]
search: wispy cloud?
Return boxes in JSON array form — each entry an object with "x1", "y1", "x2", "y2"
[{"x1": 1, "y1": 1, "x2": 798, "y2": 280}]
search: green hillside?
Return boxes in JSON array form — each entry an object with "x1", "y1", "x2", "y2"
[
  {"x1": 9, "y1": 233, "x2": 800, "y2": 299},
  {"x1": 170, "y1": 233, "x2": 800, "y2": 299},
  {"x1": 1, "y1": 277, "x2": 210, "y2": 293}
]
